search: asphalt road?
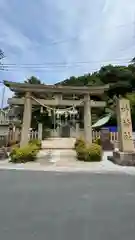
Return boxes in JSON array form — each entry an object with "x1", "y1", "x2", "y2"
[{"x1": 0, "y1": 170, "x2": 135, "y2": 240}]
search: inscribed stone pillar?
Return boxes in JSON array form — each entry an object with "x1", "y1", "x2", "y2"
[
  {"x1": 117, "y1": 98, "x2": 134, "y2": 152},
  {"x1": 84, "y1": 94, "x2": 92, "y2": 144},
  {"x1": 20, "y1": 92, "x2": 32, "y2": 147}
]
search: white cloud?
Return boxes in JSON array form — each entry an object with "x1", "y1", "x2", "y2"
[{"x1": 0, "y1": 0, "x2": 135, "y2": 106}]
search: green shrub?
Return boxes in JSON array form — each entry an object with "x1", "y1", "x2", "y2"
[
  {"x1": 10, "y1": 147, "x2": 18, "y2": 158},
  {"x1": 93, "y1": 137, "x2": 101, "y2": 145},
  {"x1": 75, "y1": 142, "x2": 102, "y2": 162},
  {"x1": 10, "y1": 144, "x2": 38, "y2": 163},
  {"x1": 74, "y1": 137, "x2": 86, "y2": 149},
  {"x1": 87, "y1": 143, "x2": 102, "y2": 162},
  {"x1": 29, "y1": 139, "x2": 41, "y2": 149},
  {"x1": 76, "y1": 145, "x2": 88, "y2": 161}
]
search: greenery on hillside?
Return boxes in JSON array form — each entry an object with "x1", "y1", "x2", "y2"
[
  {"x1": 59, "y1": 64, "x2": 134, "y2": 97},
  {"x1": 6, "y1": 60, "x2": 135, "y2": 129},
  {"x1": 58, "y1": 62, "x2": 135, "y2": 128}
]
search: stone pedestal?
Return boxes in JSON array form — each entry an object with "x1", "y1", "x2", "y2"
[{"x1": 108, "y1": 151, "x2": 135, "y2": 166}]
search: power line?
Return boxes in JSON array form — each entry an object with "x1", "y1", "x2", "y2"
[
  {"x1": 1, "y1": 57, "x2": 133, "y2": 68},
  {"x1": 0, "y1": 57, "x2": 134, "y2": 74},
  {"x1": 0, "y1": 20, "x2": 134, "y2": 72},
  {"x1": 0, "y1": 64, "x2": 132, "y2": 74},
  {"x1": 1, "y1": 63, "x2": 132, "y2": 72}
]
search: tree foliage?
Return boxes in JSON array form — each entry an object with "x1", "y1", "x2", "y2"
[
  {"x1": 14, "y1": 76, "x2": 51, "y2": 128},
  {"x1": 24, "y1": 76, "x2": 41, "y2": 85},
  {"x1": 9, "y1": 59, "x2": 135, "y2": 129},
  {"x1": 58, "y1": 61, "x2": 135, "y2": 127},
  {"x1": 0, "y1": 49, "x2": 4, "y2": 60},
  {"x1": 60, "y1": 64, "x2": 135, "y2": 98},
  {"x1": 14, "y1": 76, "x2": 42, "y2": 98}
]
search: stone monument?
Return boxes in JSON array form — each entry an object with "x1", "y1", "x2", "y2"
[
  {"x1": 117, "y1": 98, "x2": 134, "y2": 152},
  {"x1": 109, "y1": 98, "x2": 135, "y2": 166}
]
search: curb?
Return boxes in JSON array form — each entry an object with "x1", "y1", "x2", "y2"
[{"x1": 0, "y1": 165, "x2": 135, "y2": 175}]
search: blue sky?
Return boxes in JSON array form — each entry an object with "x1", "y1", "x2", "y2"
[{"x1": 1, "y1": 0, "x2": 135, "y2": 105}]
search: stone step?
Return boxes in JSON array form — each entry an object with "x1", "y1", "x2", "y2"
[{"x1": 42, "y1": 138, "x2": 76, "y2": 149}]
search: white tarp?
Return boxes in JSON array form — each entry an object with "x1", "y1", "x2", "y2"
[{"x1": 92, "y1": 114, "x2": 112, "y2": 128}]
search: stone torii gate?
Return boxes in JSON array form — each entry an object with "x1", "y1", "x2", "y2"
[{"x1": 5, "y1": 81, "x2": 109, "y2": 147}]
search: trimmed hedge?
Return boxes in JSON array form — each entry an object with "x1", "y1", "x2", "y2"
[
  {"x1": 76, "y1": 145, "x2": 88, "y2": 161},
  {"x1": 74, "y1": 137, "x2": 85, "y2": 149},
  {"x1": 75, "y1": 138, "x2": 102, "y2": 162},
  {"x1": 87, "y1": 143, "x2": 102, "y2": 162},
  {"x1": 29, "y1": 139, "x2": 41, "y2": 149},
  {"x1": 10, "y1": 144, "x2": 39, "y2": 163},
  {"x1": 93, "y1": 137, "x2": 101, "y2": 146}
]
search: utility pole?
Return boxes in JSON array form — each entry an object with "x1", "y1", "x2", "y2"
[
  {"x1": 0, "y1": 81, "x2": 5, "y2": 110},
  {"x1": 0, "y1": 49, "x2": 5, "y2": 110}
]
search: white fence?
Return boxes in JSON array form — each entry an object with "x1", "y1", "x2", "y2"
[
  {"x1": 28, "y1": 130, "x2": 120, "y2": 142},
  {"x1": 81, "y1": 130, "x2": 119, "y2": 142},
  {"x1": 0, "y1": 129, "x2": 130, "y2": 147},
  {"x1": 29, "y1": 131, "x2": 38, "y2": 140},
  {"x1": 2, "y1": 130, "x2": 120, "y2": 142},
  {"x1": 92, "y1": 131, "x2": 119, "y2": 142}
]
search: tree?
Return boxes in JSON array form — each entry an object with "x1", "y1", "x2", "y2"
[
  {"x1": 25, "y1": 76, "x2": 41, "y2": 85},
  {"x1": 57, "y1": 76, "x2": 85, "y2": 86},
  {"x1": 131, "y1": 57, "x2": 135, "y2": 64},
  {"x1": 126, "y1": 93, "x2": 135, "y2": 130},
  {"x1": 6, "y1": 59, "x2": 135, "y2": 128},
  {"x1": 57, "y1": 61, "x2": 135, "y2": 125},
  {"x1": 57, "y1": 72, "x2": 103, "y2": 86},
  {"x1": 14, "y1": 76, "x2": 42, "y2": 98},
  {"x1": 13, "y1": 76, "x2": 52, "y2": 129},
  {"x1": 14, "y1": 76, "x2": 42, "y2": 125},
  {"x1": 58, "y1": 64, "x2": 135, "y2": 97},
  {"x1": 98, "y1": 65, "x2": 134, "y2": 97},
  {"x1": 107, "y1": 81, "x2": 132, "y2": 98}
]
